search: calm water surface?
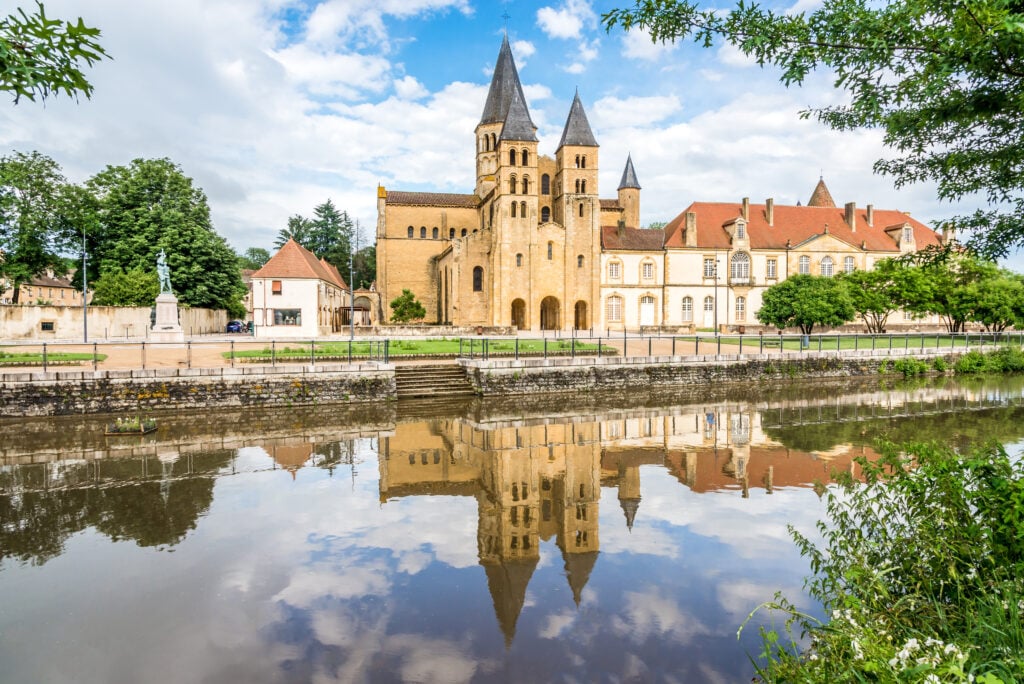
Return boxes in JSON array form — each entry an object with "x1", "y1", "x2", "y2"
[{"x1": 3, "y1": 377, "x2": 1024, "y2": 683}]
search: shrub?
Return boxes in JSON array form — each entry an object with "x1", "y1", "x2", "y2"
[
  {"x1": 932, "y1": 356, "x2": 948, "y2": 372},
  {"x1": 748, "y1": 442, "x2": 1024, "y2": 682},
  {"x1": 891, "y1": 357, "x2": 929, "y2": 377}
]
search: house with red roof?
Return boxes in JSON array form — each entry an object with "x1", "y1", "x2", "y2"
[{"x1": 250, "y1": 239, "x2": 350, "y2": 337}]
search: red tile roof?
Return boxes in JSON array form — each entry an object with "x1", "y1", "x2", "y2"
[
  {"x1": 601, "y1": 226, "x2": 666, "y2": 251},
  {"x1": 252, "y1": 239, "x2": 346, "y2": 288},
  {"x1": 662, "y1": 202, "x2": 941, "y2": 252},
  {"x1": 600, "y1": 199, "x2": 621, "y2": 210},
  {"x1": 386, "y1": 191, "x2": 479, "y2": 208},
  {"x1": 807, "y1": 178, "x2": 836, "y2": 207}
]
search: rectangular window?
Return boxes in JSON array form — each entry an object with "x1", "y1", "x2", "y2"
[
  {"x1": 799, "y1": 256, "x2": 810, "y2": 274},
  {"x1": 642, "y1": 262, "x2": 654, "y2": 280},
  {"x1": 273, "y1": 309, "x2": 301, "y2": 325},
  {"x1": 606, "y1": 296, "x2": 622, "y2": 322},
  {"x1": 767, "y1": 258, "x2": 777, "y2": 279},
  {"x1": 844, "y1": 256, "x2": 856, "y2": 273},
  {"x1": 40, "y1": 321, "x2": 55, "y2": 332},
  {"x1": 271, "y1": 280, "x2": 282, "y2": 295},
  {"x1": 608, "y1": 262, "x2": 621, "y2": 279},
  {"x1": 703, "y1": 258, "x2": 715, "y2": 279}
]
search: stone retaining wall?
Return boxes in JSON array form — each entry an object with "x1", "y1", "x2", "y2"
[
  {"x1": 460, "y1": 349, "x2": 958, "y2": 396},
  {"x1": 0, "y1": 362, "x2": 394, "y2": 417}
]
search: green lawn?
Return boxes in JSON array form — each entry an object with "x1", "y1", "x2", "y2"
[
  {"x1": 0, "y1": 351, "x2": 107, "y2": 366},
  {"x1": 224, "y1": 338, "x2": 613, "y2": 361},
  {"x1": 673, "y1": 333, "x2": 1018, "y2": 352}
]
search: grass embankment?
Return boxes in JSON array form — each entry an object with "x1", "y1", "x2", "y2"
[
  {"x1": 748, "y1": 442, "x2": 1024, "y2": 683},
  {"x1": 878, "y1": 347, "x2": 1024, "y2": 378},
  {"x1": 685, "y1": 334, "x2": 1010, "y2": 352},
  {"x1": 223, "y1": 338, "x2": 613, "y2": 362},
  {"x1": 0, "y1": 351, "x2": 107, "y2": 366}
]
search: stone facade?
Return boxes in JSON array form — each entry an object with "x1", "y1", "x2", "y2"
[{"x1": 0, "y1": 304, "x2": 226, "y2": 340}]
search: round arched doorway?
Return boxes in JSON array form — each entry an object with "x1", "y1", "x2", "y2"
[
  {"x1": 540, "y1": 296, "x2": 561, "y2": 330},
  {"x1": 511, "y1": 298, "x2": 526, "y2": 330},
  {"x1": 574, "y1": 301, "x2": 588, "y2": 330}
]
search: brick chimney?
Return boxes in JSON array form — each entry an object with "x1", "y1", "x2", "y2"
[
  {"x1": 741, "y1": 197, "x2": 750, "y2": 221},
  {"x1": 765, "y1": 198, "x2": 774, "y2": 226},
  {"x1": 617, "y1": 218, "x2": 626, "y2": 239},
  {"x1": 845, "y1": 202, "x2": 856, "y2": 232},
  {"x1": 684, "y1": 211, "x2": 697, "y2": 247},
  {"x1": 866, "y1": 204, "x2": 874, "y2": 227}
]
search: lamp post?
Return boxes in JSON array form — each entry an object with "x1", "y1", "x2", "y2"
[
  {"x1": 81, "y1": 230, "x2": 88, "y2": 343},
  {"x1": 349, "y1": 247, "x2": 355, "y2": 339},
  {"x1": 713, "y1": 257, "x2": 719, "y2": 332}
]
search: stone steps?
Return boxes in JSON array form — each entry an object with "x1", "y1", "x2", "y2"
[{"x1": 395, "y1": 364, "x2": 476, "y2": 399}]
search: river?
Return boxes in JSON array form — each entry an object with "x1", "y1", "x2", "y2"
[{"x1": 2, "y1": 376, "x2": 1023, "y2": 683}]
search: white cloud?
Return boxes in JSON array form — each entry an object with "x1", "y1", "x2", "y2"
[
  {"x1": 512, "y1": 40, "x2": 536, "y2": 59},
  {"x1": 536, "y1": 0, "x2": 597, "y2": 40},
  {"x1": 303, "y1": 0, "x2": 473, "y2": 48},
  {"x1": 591, "y1": 95, "x2": 683, "y2": 129},
  {"x1": 622, "y1": 28, "x2": 679, "y2": 61},
  {"x1": 394, "y1": 75, "x2": 428, "y2": 100},
  {"x1": 565, "y1": 62, "x2": 586, "y2": 74},
  {"x1": 717, "y1": 42, "x2": 758, "y2": 68}
]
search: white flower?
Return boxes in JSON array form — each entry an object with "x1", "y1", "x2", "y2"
[{"x1": 925, "y1": 675, "x2": 940, "y2": 684}]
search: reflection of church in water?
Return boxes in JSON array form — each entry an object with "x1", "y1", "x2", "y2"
[{"x1": 377, "y1": 406, "x2": 865, "y2": 644}]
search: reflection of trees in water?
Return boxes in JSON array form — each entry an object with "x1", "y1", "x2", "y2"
[
  {"x1": 0, "y1": 450, "x2": 232, "y2": 566},
  {"x1": 762, "y1": 406, "x2": 1024, "y2": 453}
]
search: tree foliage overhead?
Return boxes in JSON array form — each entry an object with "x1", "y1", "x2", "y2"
[
  {"x1": 237, "y1": 247, "x2": 270, "y2": 271},
  {"x1": 603, "y1": 0, "x2": 1024, "y2": 257},
  {"x1": 0, "y1": 2, "x2": 109, "y2": 104},
  {"x1": 86, "y1": 158, "x2": 245, "y2": 315}
]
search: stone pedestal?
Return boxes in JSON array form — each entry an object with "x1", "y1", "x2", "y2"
[{"x1": 150, "y1": 293, "x2": 185, "y2": 342}]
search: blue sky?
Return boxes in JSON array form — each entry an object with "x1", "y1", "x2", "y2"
[{"x1": 3, "y1": 0, "x2": 1015, "y2": 267}]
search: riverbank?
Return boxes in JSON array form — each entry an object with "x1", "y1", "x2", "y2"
[{"x1": 0, "y1": 344, "x2": 980, "y2": 416}]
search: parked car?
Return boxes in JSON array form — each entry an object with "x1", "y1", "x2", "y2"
[{"x1": 226, "y1": 320, "x2": 244, "y2": 333}]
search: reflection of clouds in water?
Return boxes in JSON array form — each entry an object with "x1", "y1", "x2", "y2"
[
  {"x1": 596, "y1": 507, "x2": 682, "y2": 559},
  {"x1": 393, "y1": 635, "x2": 480, "y2": 684},
  {"x1": 716, "y1": 578, "x2": 813, "y2": 620},
  {"x1": 539, "y1": 609, "x2": 577, "y2": 639},
  {"x1": 613, "y1": 590, "x2": 712, "y2": 645},
  {"x1": 273, "y1": 560, "x2": 391, "y2": 607}
]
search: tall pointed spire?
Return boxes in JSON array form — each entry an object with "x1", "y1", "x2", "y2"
[
  {"x1": 479, "y1": 35, "x2": 533, "y2": 128},
  {"x1": 808, "y1": 177, "x2": 836, "y2": 208},
  {"x1": 557, "y1": 90, "x2": 599, "y2": 149},
  {"x1": 499, "y1": 84, "x2": 538, "y2": 142},
  {"x1": 618, "y1": 154, "x2": 641, "y2": 190}
]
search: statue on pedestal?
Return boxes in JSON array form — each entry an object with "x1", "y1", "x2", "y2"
[{"x1": 157, "y1": 249, "x2": 173, "y2": 294}]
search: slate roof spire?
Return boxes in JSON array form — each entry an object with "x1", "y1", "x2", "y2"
[
  {"x1": 499, "y1": 83, "x2": 538, "y2": 142},
  {"x1": 557, "y1": 89, "x2": 599, "y2": 149},
  {"x1": 808, "y1": 176, "x2": 836, "y2": 208},
  {"x1": 618, "y1": 154, "x2": 641, "y2": 190},
  {"x1": 479, "y1": 35, "x2": 534, "y2": 130}
]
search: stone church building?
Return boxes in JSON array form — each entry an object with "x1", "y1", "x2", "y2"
[{"x1": 376, "y1": 37, "x2": 943, "y2": 332}]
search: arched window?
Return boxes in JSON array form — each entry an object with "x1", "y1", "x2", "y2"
[
  {"x1": 461, "y1": 229, "x2": 467, "y2": 237},
  {"x1": 681, "y1": 296, "x2": 693, "y2": 322},
  {"x1": 820, "y1": 256, "x2": 834, "y2": 277},
  {"x1": 575, "y1": 178, "x2": 581, "y2": 193},
  {"x1": 580, "y1": 179, "x2": 586, "y2": 193},
  {"x1": 521, "y1": 176, "x2": 529, "y2": 194},
  {"x1": 578, "y1": 202, "x2": 584, "y2": 217},
  {"x1": 730, "y1": 252, "x2": 750, "y2": 280},
  {"x1": 541, "y1": 174, "x2": 550, "y2": 194},
  {"x1": 581, "y1": 155, "x2": 587, "y2": 168},
  {"x1": 541, "y1": 206, "x2": 551, "y2": 223},
  {"x1": 547, "y1": 242, "x2": 553, "y2": 260},
  {"x1": 516, "y1": 253, "x2": 523, "y2": 267},
  {"x1": 844, "y1": 256, "x2": 855, "y2": 273},
  {"x1": 577, "y1": 255, "x2": 584, "y2": 268},
  {"x1": 407, "y1": 226, "x2": 413, "y2": 238},
  {"x1": 575, "y1": 154, "x2": 581, "y2": 168},
  {"x1": 490, "y1": 133, "x2": 497, "y2": 150},
  {"x1": 704, "y1": 296, "x2": 714, "y2": 313},
  {"x1": 606, "y1": 295, "x2": 622, "y2": 322},
  {"x1": 485, "y1": 135, "x2": 491, "y2": 152},
  {"x1": 420, "y1": 226, "x2": 426, "y2": 238},
  {"x1": 509, "y1": 175, "x2": 517, "y2": 194},
  {"x1": 799, "y1": 255, "x2": 810, "y2": 274},
  {"x1": 511, "y1": 203, "x2": 517, "y2": 218},
  {"x1": 521, "y1": 149, "x2": 529, "y2": 165},
  {"x1": 450, "y1": 228, "x2": 455, "y2": 239},
  {"x1": 472, "y1": 266, "x2": 483, "y2": 292},
  {"x1": 432, "y1": 227, "x2": 438, "y2": 239},
  {"x1": 509, "y1": 149, "x2": 517, "y2": 166},
  {"x1": 736, "y1": 296, "x2": 746, "y2": 321},
  {"x1": 520, "y1": 201, "x2": 526, "y2": 217}
]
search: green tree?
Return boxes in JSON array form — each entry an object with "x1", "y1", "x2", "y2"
[
  {"x1": 310, "y1": 200, "x2": 354, "y2": 268},
  {"x1": 964, "y1": 271, "x2": 1024, "y2": 332},
  {"x1": 237, "y1": 247, "x2": 269, "y2": 270},
  {"x1": 1, "y1": 2, "x2": 109, "y2": 104},
  {"x1": 0, "y1": 150, "x2": 74, "y2": 302},
  {"x1": 837, "y1": 258, "x2": 928, "y2": 333},
  {"x1": 85, "y1": 158, "x2": 245, "y2": 315},
  {"x1": 274, "y1": 214, "x2": 313, "y2": 251},
  {"x1": 900, "y1": 246, "x2": 999, "y2": 332},
  {"x1": 90, "y1": 266, "x2": 158, "y2": 306},
  {"x1": 352, "y1": 244, "x2": 376, "y2": 289},
  {"x1": 389, "y1": 288, "x2": 425, "y2": 323},
  {"x1": 603, "y1": 0, "x2": 1024, "y2": 257},
  {"x1": 756, "y1": 274, "x2": 855, "y2": 334}
]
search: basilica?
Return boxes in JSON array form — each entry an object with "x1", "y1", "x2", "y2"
[{"x1": 375, "y1": 37, "x2": 944, "y2": 332}]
